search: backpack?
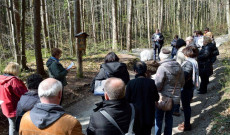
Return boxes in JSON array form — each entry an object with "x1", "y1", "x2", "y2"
[{"x1": 100, "y1": 104, "x2": 135, "y2": 135}]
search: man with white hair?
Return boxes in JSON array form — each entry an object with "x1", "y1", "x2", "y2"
[
  {"x1": 19, "y1": 78, "x2": 83, "y2": 135},
  {"x1": 87, "y1": 77, "x2": 134, "y2": 135}
]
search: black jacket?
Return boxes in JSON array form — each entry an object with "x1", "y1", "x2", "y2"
[
  {"x1": 91, "y1": 62, "x2": 130, "y2": 92},
  {"x1": 198, "y1": 43, "x2": 213, "y2": 76},
  {"x1": 87, "y1": 98, "x2": 132, "y2": 135},
  {"x1": 182, "y1": 61, "x2": 193, "y2": 90},
  {"x1": 151, "y1": 33, "x2": 164, "y2": 48},
  {"x1": 125, "y1": 77, "x2": 159, "y2": 133},
  {"x1": 16, "y1": 91, "x2": 40, "y2": 131}
]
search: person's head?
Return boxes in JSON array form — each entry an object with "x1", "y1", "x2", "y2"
[
  {"x1": 175, "y1": 38, "x2": 186, "y2": 49},
  {"x1": 186, "y1": 36, "x2": 194, "y2": 46},
  {"x1": 159, "y1": 48, "x2": 171, "y2": 60},
  {"x1": 51, "y1": 48, "x2": 62, "y2": 59},
  {"x1": 203, "y1": 36, "x2": 212, "y2": 46},
  {"x1": 4, "y1": 62, "x2": 20, "y2": 76},
  {"x1": 104, "y1": 52, "x2": 119, "y2": 63},
  {"x1": 193, "y1": 31, "x2": 197, "y2": 36},
  {"x1": 38, "y1": 78, "x2": 63, "y2": 104},
  {"x1": 27, "y1": 74, "x2": 43, "y2": 90},
  {"x1": 104, "y1": 77, "x2": 125, "y2": 100},
  {"x1": 133, "y1": 61, "x2": 147, "y2": 75},
  {"x1": 205, "y1": 32, "x2": 213, "y2": 39},
  {"x1": 174, "y1": 35, "x2": 179, "y2": 39},
  {"x1": 196, "y1": 31, "x2": 203, "y2": 36},
  {"x1": 182, "y1": 46, "x2": 199, "y2": 58},
  {"x1": 156, "y1": 29, "x2": 160, "y2": 34},
  {"x1": 204, "y1": 27, "x2": 209, "y2": 34}
]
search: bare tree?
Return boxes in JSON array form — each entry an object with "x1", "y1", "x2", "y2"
[{"x1": 126, "y1": 0, "x2": 132, "y2": 52}]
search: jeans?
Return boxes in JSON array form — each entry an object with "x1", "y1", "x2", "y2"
[
  {"x1": 155, "y1": 106, "x2": 173, "y2": 135},
  {"x1": 153, "y1": 45, "x2": 161, "y2": 61},
  {"x1": 199, "y1": 73, "x2": 209, "y2": 93},
  {"x1": 8, "y1": 117, "x2": 17, "y2": 135},
  {"x1": 181, "y1": 88, "x2": 193, "y2": 127}
]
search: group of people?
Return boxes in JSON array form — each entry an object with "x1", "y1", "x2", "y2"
[{"x1": 0, "y1": 27, "x2": 219, "y2": 135}]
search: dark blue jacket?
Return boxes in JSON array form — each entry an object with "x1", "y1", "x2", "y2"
[{"x1": 16, "y1": 91, "x2": 40, "y2": 131}]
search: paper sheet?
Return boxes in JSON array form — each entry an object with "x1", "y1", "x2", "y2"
[
  {"x1": 66, "y1": 62, "x2": 74, "y2": 70},
  {"x1": 0, "y1": 100, "x2": 3, "y2": 105}
]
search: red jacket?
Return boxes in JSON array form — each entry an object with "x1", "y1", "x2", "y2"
[{"x1": 0, "y1": 75, "x2": 28, "y2": 118}]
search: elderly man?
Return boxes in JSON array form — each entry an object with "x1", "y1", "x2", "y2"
[
  {"x1": 19, "y1": 78, "x2": 83, "y2": 135},
  {"x1": 87, "y1": 78, "x2": 134, "y2": 135}
]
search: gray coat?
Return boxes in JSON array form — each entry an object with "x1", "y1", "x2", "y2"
[{"x1": 155, "y1": 59, "x2": 185, "y2": 104}]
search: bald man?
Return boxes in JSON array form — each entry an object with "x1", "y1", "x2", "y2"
[
  {"x1": 19, "y1": 78, "x2": 83, "y2": 135},
  {"x1": 87, "y1": 77, "x2": 135, "y2": 135}
]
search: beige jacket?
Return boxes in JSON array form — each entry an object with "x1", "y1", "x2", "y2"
[{"x1": 19, "y1": 112, "x2": 83, "y2": 135}]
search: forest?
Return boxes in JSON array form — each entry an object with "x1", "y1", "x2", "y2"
[{"x1": 0, "y1": 0, "x2": 229, "y2": 76}]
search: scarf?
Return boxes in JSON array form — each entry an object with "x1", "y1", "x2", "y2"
[{"x1": 182, "y1": 57, "x2": 200, "y2": 88}]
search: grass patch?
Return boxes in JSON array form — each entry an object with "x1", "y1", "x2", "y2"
[{"x1": 209, "y1": 41, "x2": 230, "y2": 135}]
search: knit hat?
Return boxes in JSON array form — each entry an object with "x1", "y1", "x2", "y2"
[{"x1": 159, "y1": 48, "x2": 171, "y2": 60}]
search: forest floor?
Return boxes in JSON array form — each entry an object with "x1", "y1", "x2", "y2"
[{"x1": 0, "y1": 35, "x2": 229, "y2": 135}]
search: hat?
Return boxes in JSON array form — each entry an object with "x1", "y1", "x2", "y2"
[{"x1": 159, "y1": 48, "x2": 171, "y2": 60}]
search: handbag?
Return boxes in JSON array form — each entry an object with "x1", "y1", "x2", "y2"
[
  {"x1": 100, "y1": 104, "x2": 135, "y2": 135},
  {"x1": 156, "y1": 69, "x2": 181, "y2": 111}
]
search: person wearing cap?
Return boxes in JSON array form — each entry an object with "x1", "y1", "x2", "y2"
[{"x1": 155, "y1": 48, "x2": 184, "y2": 135}]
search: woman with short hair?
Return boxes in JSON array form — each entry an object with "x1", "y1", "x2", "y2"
[
  {"x1": 0, "y1": 62, "x2": 28, "y2": 135},
  {"x1": 178, "y1": 46, "x2": 199, "y2": 131}
]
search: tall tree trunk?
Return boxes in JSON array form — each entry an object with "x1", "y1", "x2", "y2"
[
  {"x1": 126, "y1": 0, "x2": 132, "y2": 52},
  {"x1": 74, "y1": 0, "x2": 83, "y2": 78},
  {"x1": 177, "y1": 0, "x2": 181, "y2": 37},
  {"x1": 146, "y1": 0, "x2": 151, "y2": 48},
  {"x1": 67, "y1": 0, "x2": 76, "y2": 55},
  {"x1": 226, "y1": 0, "x2": 230, "y2": 38},
  {"x1": 34, "y1": 0, "x2": 46, "y2": 76},
  {"x1": 159, "y1": 0, "x2": 164, "y2": 31},
  {"x1": 112, "y1": 0, "x2": 118, "y2": 51},
  {"x1": 100, "y1": 0, "x2": 105, "y2": 49},
  {"x1": 21, "y1": 0, "x2": 29, "y2": 70},
  {"x1": 41, "y1": 0, "x2": 49, "y2": 53},
  {"x1": 13, "y1": 0, "x2": 21, "y2": 64},
  {"x1": 44, "y1": 0, "x2": 52, "y2": 52},
  {"x1": 90, "y1": 0, "x2": 97, "y2": 46}
]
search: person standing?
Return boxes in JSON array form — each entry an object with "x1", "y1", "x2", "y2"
[
  {"x1": 154, "y1": 48, "x2": 184, "y2": 135},
  {"x1": 0, "y1": 62, "x2": 28, "y2": 135},
  {"x1": 16, "y1": 74, "x2": 43, "y2": 132},
  {"x1": 126, "y1": 61, "x2": 159, "y2": 135},
  {"x1": 46, "y1": 48, "x2": 70, "y2": 104},
  {"x1": 152, "y1": 29, "x2": 164, "y2": 61},
  {"x1": 171, "y1": 35, "x2": 179, "y2": 59},
  {"x1": 87, "y1": 78, "x2": 133, "y2": 135},
  {"x1": 178, "y1": 46, "x2": 199, "y2": 131},
  {"x1": 197, "y1": 36, "x2": 214, "y2": 94}
]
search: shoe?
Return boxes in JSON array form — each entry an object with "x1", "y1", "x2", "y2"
[
  {"x1": 173, "y1": 112, "x2": 180, "y2": 116},
  {"x1": 178, "y1": 123, "x2": 191, "y2": 131}
]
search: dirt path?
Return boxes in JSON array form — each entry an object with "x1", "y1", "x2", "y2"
[{"x1": 66, "y1": 35, "x2": 229, "y2": 135}]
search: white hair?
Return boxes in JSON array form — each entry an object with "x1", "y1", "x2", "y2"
[{"x1": 38, "y1": 79, "x2": 62, "y2": 98}]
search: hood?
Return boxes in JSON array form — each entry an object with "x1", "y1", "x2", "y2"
[
  {"x1": 20, "y1": 91, "x2": 40, "y2": 110},
  {"x1": 30, "y1": 103, "x2": 65, "y2": 129},
  {"x1": 0, "y1": 75, "x2": 15, "y2": 85},
  {"x1": 46, "y1": 57, "x2": 56, "y2": 67},
  {"x1": 101, "y1": 62, "x2": 126, "y2": 75},
  {"x1": 160, "y1": 59, "x2": 182, "y2": 75}
]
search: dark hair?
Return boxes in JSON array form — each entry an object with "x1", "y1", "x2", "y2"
[
  {"x1": 182, "y1": 46, "x2": 199, "y2": 58},
  {"x1": 176, "y1": 39, "x2": 186, "y2": 49},
  {"x1": 196, "y1": 31, "x2": 203, "y2": 35},
  {"x1": 174, "y1": 35, "x2": 179, "y2": 39},
  {"x1": 104, "y1": 52, "x2": 119, "y2": 63},
  {"x1": 27, "y1": 74, "x2": 43, "y2": 89},
  {"x1": 133, "y1": 61, "x2": 147, "y2": 76},
  {"x1": 51, "y1": 48, "x2": 62, "y2": 57},
  {"x1": 204, "y1": 27, "x2": 209, "y2": 31}
]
